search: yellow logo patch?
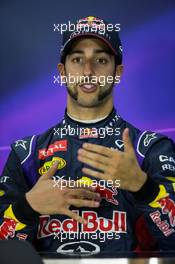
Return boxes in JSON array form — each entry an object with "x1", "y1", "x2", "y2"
[
  {"x1": 39, "y1": 157, "x2": 66, "y2": 175},
  {"x1": 0, "y1": 190, "x2": 5, "y2": 197}
]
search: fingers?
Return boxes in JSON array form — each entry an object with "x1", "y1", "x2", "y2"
[
  {"x1": 53, "y1": 179, "x2": 97, "y2": 191},
  {"x1": 82, "y1": 167, "x2": 107, "y2": 180},
  {"x1": 81, "y1": 143, "x2": 112, "y2": 157},
  {"x1": 78, "y1": 154, "x2": 108, "y2": 172},
  {"x1": 122, "y1": 128, "x2": 134, "y2": 154},
  {"x1": 78, "y1": 148, "x2": 109, "y2": 166},
  {"x1": 65, "y1": 180, "x2": 96, "y2": 191},
  {"x1": 69, "y1": 188, "x2": 101, "y2": 201},
  {"x1": 64, "y1": 210, "x2": 87, "y2": 225},
  {"x1": 75, "y1": 184, "x2": 97, "y2": 192},
  {"x1": 68, "y1": 198, "x2": 100, "y2": 209},
  {"x1": 40, "y1": 161, "x2": 59, "y2": 181}
]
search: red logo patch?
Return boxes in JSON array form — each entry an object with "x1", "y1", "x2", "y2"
[
  {"x1": 0, "y1": 218, "x2": 17, "y2": 239},
  {"x1": 38, "y1": 140, "x2": 67, "y2": 160}
]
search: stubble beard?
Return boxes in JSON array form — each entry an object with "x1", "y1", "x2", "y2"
[{"x1": 65, "y1": 74, "x2": 115, "y2": 108}]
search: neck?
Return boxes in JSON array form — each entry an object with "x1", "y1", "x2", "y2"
[{"x1": 67, "y1": 96, "x2": 114, "y2": 121}]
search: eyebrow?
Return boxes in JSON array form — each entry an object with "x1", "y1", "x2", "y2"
[{"x1": 68, "y1": 49, "x2": 113, "y2": 56}]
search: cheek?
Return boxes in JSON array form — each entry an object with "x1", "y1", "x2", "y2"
[
  {"x1": 65, "y1": 62, "x2": 82, "y2": 75},
  {"x1": 95, "y1": 66, "x2": 115, "y2": 76}
]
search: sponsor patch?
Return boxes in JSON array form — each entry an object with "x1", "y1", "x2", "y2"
[
  {"x1": 150, "y1": 210, "x2": 174, "y2": 237},
  {"x1": 79, "y1": 128, "x2": 98, "y2": 139},
  {"x1": 39, "y1": 157, "x2": 66, "y2": 175},
  {"x1": 38, "y1": 140, "x2": 67, "y2": 160},
  {"x1": 37, "y1": 210, "x2": 127, "y2": 239}
]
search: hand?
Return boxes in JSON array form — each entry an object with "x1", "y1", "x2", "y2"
[
  {"x1": 26, "y1": 161, "x2": 101, "y2": 224},
  {"x1": 77, "y1": 128, "x2": 147, "y2": 192}
]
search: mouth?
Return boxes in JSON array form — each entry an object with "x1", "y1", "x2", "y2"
[{"x1": 79, "y1": 83, "x2": 98, "y2": 93}]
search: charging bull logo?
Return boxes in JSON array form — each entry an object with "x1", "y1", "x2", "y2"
[
  {"x1": 76, "y1": 16, "x2": 105, "y2": 33},
  {"x1": 77, "y1": 16, "x2": 104, "y2": 26},
  {"x1": 158, "y1": 196, "x2": 175, "y2": 227},
  {"x1": 0, "y1": 218, "x2": 18, "y2": 239},
  {"x1": 95, "y1": 185, "x2": 118, "y2": 205},
  {"x1": 77, "y1": 177, "x2": 119, "y2": 206}
]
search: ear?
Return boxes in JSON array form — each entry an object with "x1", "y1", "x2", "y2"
[
  {"x1": 57, "y1": 63, "x2": 67, "y2": 84},
  {"x1": 57, "y1": 63, "x2": 66, "y2": 76},
  {"x1": 115, "y1": 64, "x2": 124, "y2": 79}
]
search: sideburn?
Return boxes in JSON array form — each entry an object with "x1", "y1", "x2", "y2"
[{"x1": 64, "y1": 68, "x2": 78, "y2": 101}]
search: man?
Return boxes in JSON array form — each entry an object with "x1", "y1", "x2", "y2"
[{"x1": 0, "y1": 16, "x2": 175, "y2": 256}]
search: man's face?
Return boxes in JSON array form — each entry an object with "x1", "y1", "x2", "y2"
[{"x1": 59, "y1": 38, "x2": 121, "y2": 108}]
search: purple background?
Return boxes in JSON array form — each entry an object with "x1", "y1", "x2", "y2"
[{"x1": 0, "y1": 0, "x2": 175, "y2": 173}]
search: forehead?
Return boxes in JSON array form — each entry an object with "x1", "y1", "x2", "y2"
[{"x1": 69, "y1": 37, "x2": 112, "y2": 53}]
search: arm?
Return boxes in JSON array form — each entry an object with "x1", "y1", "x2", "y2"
[
  {"x1": 0, "y1": 148, "x2": 101, "y2": 242},
  {"x1": 77, "y1": 128, "x2": 175, "y2": 250},
  {"x1": 0, "y1": 150, "x2": 39, "y2": 241},
  {"x1": 132, "y1": 138, "x2": 175, "y2": 250}
]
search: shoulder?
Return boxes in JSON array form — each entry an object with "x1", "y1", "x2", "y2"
[
  {"x1": 134, "y1": 130, "x2": 170, "y2": 159},
  {"x1": 11, "y1": 135, "x2": 37, "y2": 164},
  {"x1": 10, "y1": 120, "x2": 63, "y2": 164},
  {"x1": 120, "y1": 118, "x2": 174, "y2": 165}
]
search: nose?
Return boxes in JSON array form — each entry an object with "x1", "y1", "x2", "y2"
[{"x1": 83, "y1": 61, "x2": 94, "y2": 76}]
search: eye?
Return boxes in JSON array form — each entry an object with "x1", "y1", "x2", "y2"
[
  {"x1": 72, "y1": 57, "x2": 83, "y2": 64},
  {"x1": 96, "y1": 58, "x2": 108, "y2": 65}
]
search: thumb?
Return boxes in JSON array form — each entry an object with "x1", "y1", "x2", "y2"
[
  {"x1": 39, "y1": 161, "x2": 59, "y2": 181},
  {"x1": 122, "y1": 128, "x2": 134, "y2": 154}
]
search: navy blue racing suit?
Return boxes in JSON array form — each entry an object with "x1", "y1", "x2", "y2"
[{"x1": 0, "y1": 108, "x2": 175, "y2": 256}]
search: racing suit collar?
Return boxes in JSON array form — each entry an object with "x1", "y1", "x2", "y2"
[
  {"x1": 64, "y1": 107, "x2": 121, "y2": 128},
  {"x1": 66, "y1": 112, "x2": 109, "y2": 124}
]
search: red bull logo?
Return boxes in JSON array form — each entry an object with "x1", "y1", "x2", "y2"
[
  {"x1": 76, "y1": 16, "x2": 105, "y2": 32},
  {"x1": 37, "y1": 210, "x2": 126, "y2": 239},
  {"x1": 76, "y1": 177, "x2": 119, "y2": 206},
  {"x1": 95, "y1": 185, "x2": 118, "y2": 206},
  {"x1": 158, "y1": 196, "x2": 175, "y2": 227},
  {"x1": 0, "y1": 218, "x2": 17, "y2": 239},
  {"x1": 150, "y1": 210, "x2": 174, "y2": 237},
  {"x1": 77, "y1": 16, "x2": 104, "y2": 26}
]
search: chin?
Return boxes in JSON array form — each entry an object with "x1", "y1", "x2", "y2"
[{"x1": 77, "y1": 99, "x2": 103, "y2": 108}]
